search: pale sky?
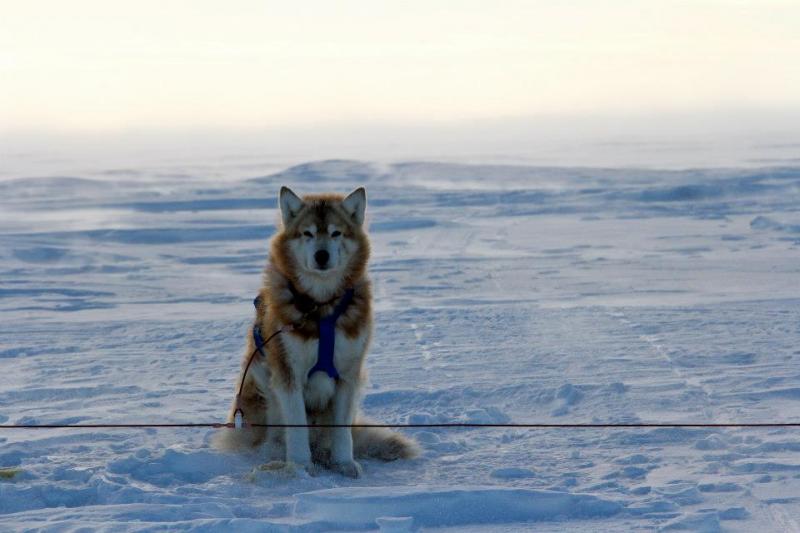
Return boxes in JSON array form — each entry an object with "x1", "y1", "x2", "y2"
[{"x1": 1, "y1": 0, "x2": 799, "y2": 134}]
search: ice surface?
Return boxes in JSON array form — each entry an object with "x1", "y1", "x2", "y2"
[{"x1": 1, "y1": 158, "x2": 800, "y2": 530}]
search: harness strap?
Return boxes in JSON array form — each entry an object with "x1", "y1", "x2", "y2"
[
  {"x1": 235, "y1": 288, "x2": 354, "y2": 429},
  {"x1": 308, "y1": 287, "x2": 354, "y2": 380},
  {"x1": 251, "y1": 288, "x2": 355, "y2": 380},
  {"x1": 252, "y1": 295, "x2": 268, "y2": 357}
]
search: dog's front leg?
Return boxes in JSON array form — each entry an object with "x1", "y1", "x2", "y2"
[
  {"x1": 330, "y1": 379, "x2": 362, "y2": 478},
  {"x1": 274, "y1": 385, "x2": 312, "y2": 468}
]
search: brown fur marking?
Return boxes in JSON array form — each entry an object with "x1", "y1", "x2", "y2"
[{"x1": 253, "y1": 191, "x2": 371, "y2": 388}]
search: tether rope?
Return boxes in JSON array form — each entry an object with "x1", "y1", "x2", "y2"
[{"x1": 1, "y1": 422, "x2": 799, "y2": 430}]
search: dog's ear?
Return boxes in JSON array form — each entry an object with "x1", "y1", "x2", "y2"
[
  {"x1": 279, "y1": 186, "x2": 304, "y2": 227},
  {"x1": 341, "y1": 187, "x2": 367, "y2": 226}
]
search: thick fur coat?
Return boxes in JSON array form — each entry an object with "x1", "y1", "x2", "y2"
[{"x1": 215, "y1": 187, "x2": 418, "y2": 477}]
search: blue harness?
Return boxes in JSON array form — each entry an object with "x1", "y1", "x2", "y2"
[{"x1": 253, "y1": 287, "x2": 355, "y2": 381}]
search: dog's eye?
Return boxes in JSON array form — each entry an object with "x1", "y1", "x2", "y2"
[
  {"x1": 331, "y1": 230, "x2": 341, "y2": 238},
  {"x1": 303, "y1": 231, "x2": 313, "y2": 238}
]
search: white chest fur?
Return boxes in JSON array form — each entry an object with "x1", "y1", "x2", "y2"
[{"x1": 281, "y1": 327, "x2": 369, "y2": 410}]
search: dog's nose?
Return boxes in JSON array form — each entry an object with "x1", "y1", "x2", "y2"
[{"x1": 314, "y1": 249, "x2": 329, "y2": 267}]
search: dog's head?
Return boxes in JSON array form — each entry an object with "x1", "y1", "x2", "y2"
[{"x1": 271, "y1": 186, "x2": 370, "y2": 295}]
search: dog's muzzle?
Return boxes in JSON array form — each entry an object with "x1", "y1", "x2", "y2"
[{"x1": 314, "y1": 249, "x2": 330, "y2": 269}]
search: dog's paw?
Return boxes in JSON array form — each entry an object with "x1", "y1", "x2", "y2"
[
  {"x1": 253, "y1": 460, "x2": 319, "y2": 478},
  {"x1": 257, "y1": 460, "x2": 289, "y2": 472},
  {"x1": 248, "y1": 461, "x2": 291, "y2": 482},
  {"x1": 331, "y1": 459, "x2": 363, "y2": 478}
]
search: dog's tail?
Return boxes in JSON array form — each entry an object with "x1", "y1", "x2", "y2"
[{"x1": 352, "y1": 418, "x2": 420, "y2": 461}]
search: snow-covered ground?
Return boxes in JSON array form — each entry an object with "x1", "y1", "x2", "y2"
[{"x1": 1, "y1": 157, "x2": 800, "y2": 531}]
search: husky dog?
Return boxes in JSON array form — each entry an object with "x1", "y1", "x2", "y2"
[{"x1": 216, "y1": 186, "x2": 418, "y2": 477}]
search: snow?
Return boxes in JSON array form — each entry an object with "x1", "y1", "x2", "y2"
[
  {"x1": 294, "y1": 487, "x2": 622, "y2": 528},
  {"x1": 1, "y1": 156, "x2": 800, "y2": 531}
]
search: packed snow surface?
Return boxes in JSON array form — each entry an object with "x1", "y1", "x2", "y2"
[{"x1": 1, "y1": 159, "x2": 800, "y2": 531}]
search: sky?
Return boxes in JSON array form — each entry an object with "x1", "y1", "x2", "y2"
[
  {"x1": 2, "y1": 0, "x2": 799, "y2": 132},
  {"x1": 1, "y1": 1, "x2": 799, "y2": 170}
]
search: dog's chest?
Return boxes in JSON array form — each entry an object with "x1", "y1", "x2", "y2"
[
  {"x1": 282, "y1": 327, "x2": 368, "y2": 381},
  {"x1": 282, "y1": 328, "x2": 367, "y2": 410}
]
